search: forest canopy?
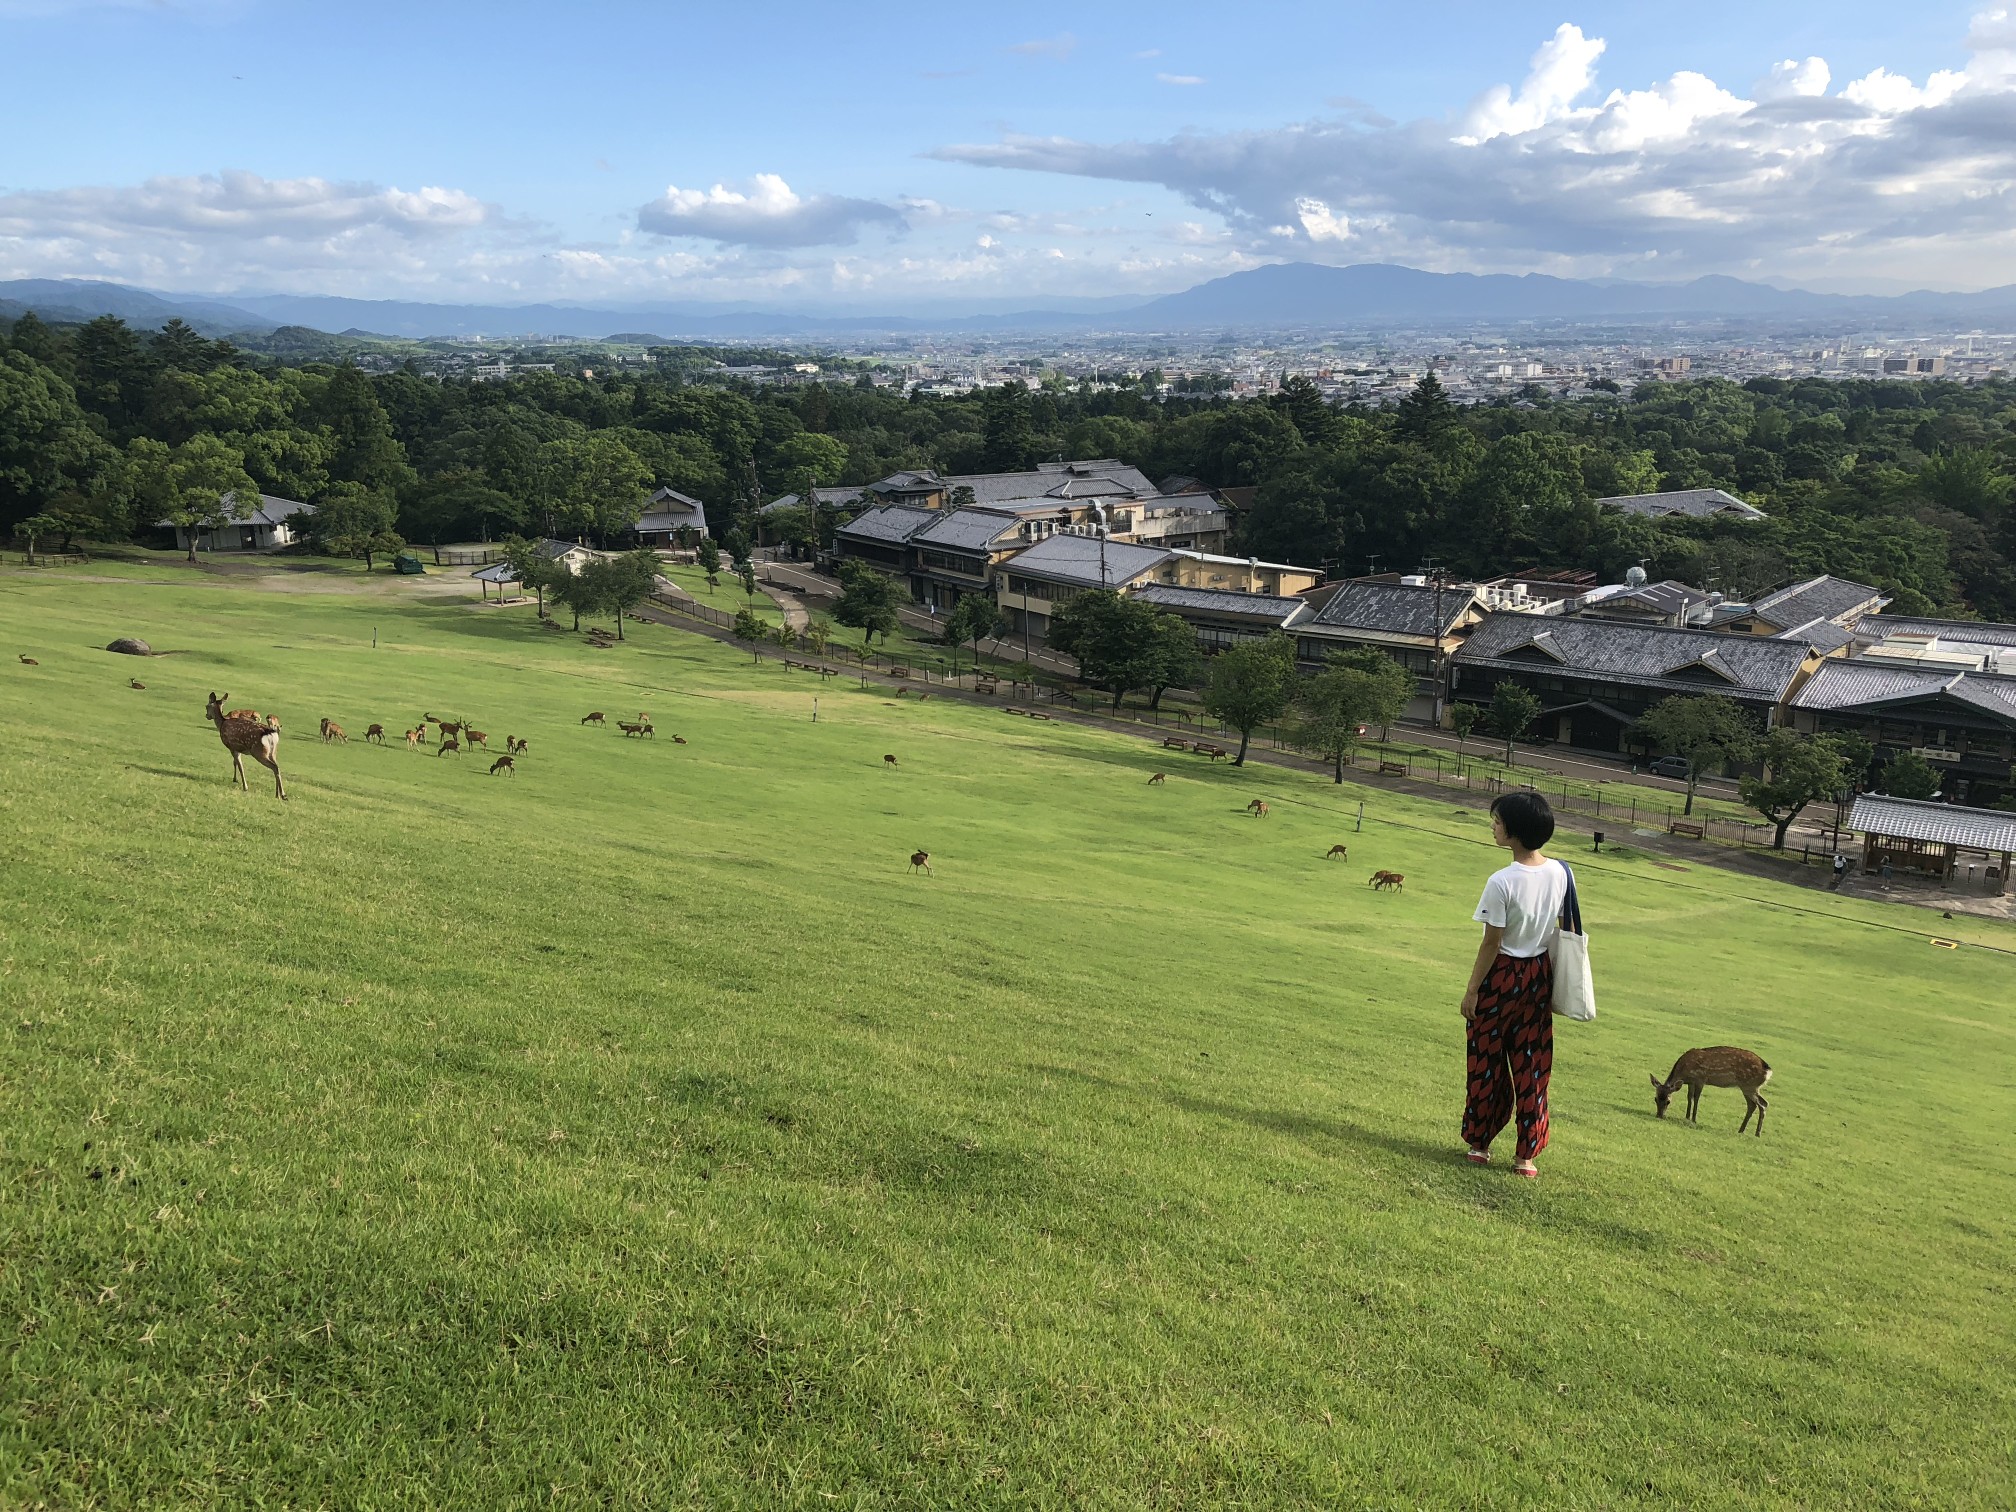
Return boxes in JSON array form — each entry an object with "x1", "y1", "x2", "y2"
[{"x1": 4, "y1": 311, "x2": 2014, "y2": 619}]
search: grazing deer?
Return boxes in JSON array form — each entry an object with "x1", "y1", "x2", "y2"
[
  {"x1": 1326, "y1": 844, "x2": 1349, "y2": 860},
  {"x1": 465, "y1": 729, "x2": 489, "y2": 749},
  {"x1": 130, "y1": 679, "x2": 146, "y2": 690},
  {"x1": 507, "y1": 736, "x2": 527, "y2": 755},
  {"x1": 225, "y1": 706, "x2": 261, "y2": 722},
  {"x1": 1147, "y1": 773, "x2": 1166, "y2": 784},
  {"x1": 405, "y1": 728, "x2": 423, "y2": 750},
  {"x1": 1652, "y1": 1048, "x2": 1773, "y2": 1136},
  {"x1": 895, "y1": 687, "x2": 910, "y2": 698},
  {"x1": 17, "y1": 655, "x2": 36, "y2": 665},
  {"x1": 582, "y1": 711, "x2": 606, "y2": 726},
  {"x1": 1247, "y1": 799, "x2": 1270, "y2": 817},
  {"x1": 1369, "y1": 871, "x2": 1404, "y2": 891},
  {"x1": 437, "y1": 735, "x2": 460, "y2": 757},
  {"x1": 883, "y1": 754, "x2": 898, "y2": 767},
  {"x1": 489, "y1": 755, "x2": 515, "y2": 776},
  {"x1": 320, "y1": 718, "x2": 347, "y2": 744},
  {"x1": 908, "y1": 850, "x2": 932, "y2": 874},
  {"x1": 204, "y1": 692, "x2": 286, "y2": 800},
  {"x1": 619, "y1": 719, "x2": 653, "y2": 739},
  {"x1": 364, "y1": 724, "x2": 386, "y2": 744}
]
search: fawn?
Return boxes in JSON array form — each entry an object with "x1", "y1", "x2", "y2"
[
  {"x1": 320, "y1": 718, "x2": 347, "y2": 744},
  {"x1": 489, "y1": 755, "x2": 514, "y2": 776},
  {"x1": 437, "y1": 735, "x2": 460, "y2": 757},
  {"x1": 205, "y1": 692, "x2": 285, "y2": 800},
  {"x1": 1652, "y1": 1048, "x2": 1772, "y2": 1136}
]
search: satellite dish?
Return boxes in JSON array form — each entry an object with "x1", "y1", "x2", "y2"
[{"x1": 1625, "y1": 565, "x2": 1648, "y2": 588}]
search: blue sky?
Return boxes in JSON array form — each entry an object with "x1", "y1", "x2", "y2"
[{"x1": 1, "y1": 0, "x2": 2008, "y2": 306}]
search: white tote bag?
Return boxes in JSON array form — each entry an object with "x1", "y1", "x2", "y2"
[{"x1": 1549, "y1": 862, "x2": 1597, "y2": 1021}]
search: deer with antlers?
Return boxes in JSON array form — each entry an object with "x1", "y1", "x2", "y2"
[
  {"x1": 364, "y1": 724, "x2": 386, "y2": 744},
  {"x1": 320, "y1": 718, "x2": 347, "y2": 744},
  {"x1": 464, "y1": 728, "x2": 489, "y2": 749},
  {"x1": 489, "y1": 755, "x2": 515, "y2": 776},
  {"x1": 1652, "y1": 1048, "x2": 1773, "y2": 1136},
  {"x1": 205, "y1": 692, "x2": 286, "y2": 800}
]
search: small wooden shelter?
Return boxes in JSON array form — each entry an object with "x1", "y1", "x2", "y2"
[{"x1": 1850, "y1": 794, "x2": 2016, "y2": 891}]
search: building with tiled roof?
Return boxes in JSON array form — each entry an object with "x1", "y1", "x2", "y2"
[
  {"x1": 1596, "y1": 488, "x2": 1766, "y2": 521},
  {"x1": 1134, "y1": 584, "x2": 1313, "y2": 652},
  {"x1": 160, "y1": 492, "x2": 315, "y2": 553},
  {"x1": 1788, "y1": 659, "x2": 2016, "y2": 806},
  {"x1": 1725, "y1": 575, "x2": 1889, "y2": 634},
  {"x1": 631, "y1": 487, "x2": 707, "y2": 546},
  {"x1": 1451, "y1": 612, "x2": 1822, "y2": 754}
]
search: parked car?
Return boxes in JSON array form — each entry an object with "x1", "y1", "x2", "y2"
[{"x1": 1648, "y1": 755, "x2": 1691, "y2": 779}]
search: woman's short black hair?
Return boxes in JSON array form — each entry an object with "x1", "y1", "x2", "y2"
[{"x1": 1491, "y1": 790, "x2": 1556, "y2": 850}]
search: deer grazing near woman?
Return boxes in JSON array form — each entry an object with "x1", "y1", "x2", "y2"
[
  {"x1": 488, "y1": 755, "x2": 515, "y2": 776},
  {"x1": 320, "y1": 718, "x2": 347, "y2": 744},
  {"x1": 205, "y1": 692, "x2": 286, "y2": 800},
  {"x1": 1652, "y1": 1048, "x2": 1772, "y2": 1136},
  {"x1": 364, "y1": 724, "x2": 386, "y2": 743}
]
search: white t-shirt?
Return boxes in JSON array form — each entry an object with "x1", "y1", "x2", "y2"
[{"x1": 1474, "y1": 858, "x2": 1570, "y2": 959}]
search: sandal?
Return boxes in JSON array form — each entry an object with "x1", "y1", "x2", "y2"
[
  {"x1": 1511, "y1": 1161, "x2": 1538, "y2": 1180},
  {"x1": 1466, "y1": 1148, "x2": 1491, "y2": 1165}
]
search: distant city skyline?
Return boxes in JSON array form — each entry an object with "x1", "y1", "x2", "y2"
[{"x1": 0, "y1": 1, "x2": 2009, "y2": 306}]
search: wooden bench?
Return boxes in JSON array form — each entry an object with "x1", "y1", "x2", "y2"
[
  {"x1": 1029, "y1": 711, "x2": 1052, "y2": 721},
  {"x1": 974, "y1": 675, "x2": 999, "y2": 694},
  {"x1": 1194, "y1": 744, "x2": 1227, "y2": 761},
  {"x1": 1163, "y1": 736, "x2": 1191, "y2": 750},
  {"x1": 889, "y1": 665, "x2": 911, "y2": 679},
  {"x1": 1668, "y1": 821, "x2": 1706, "y2": 840},
  {"x1": 1378, "y1": 760, "x2": 1408, "y2": 777}
]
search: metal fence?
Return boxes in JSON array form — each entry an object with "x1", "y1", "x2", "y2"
[
  {"x1": 7, "y1": 552, "x2": 90, "y2": 568},
  {"x1": 434, "y1": 547, "x2": 503, "y2": 566}
]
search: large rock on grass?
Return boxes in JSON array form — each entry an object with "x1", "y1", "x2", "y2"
[{"x1": 106, "y1": 637, "x2": 153, "y2": 656}]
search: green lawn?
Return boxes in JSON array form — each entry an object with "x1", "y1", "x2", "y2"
[{"x1": 2, "y1": 568, "x2": 2012, "y2": 1508}]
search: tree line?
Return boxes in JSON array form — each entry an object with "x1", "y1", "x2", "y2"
[{"x1": 7, "y1": 308, "x2": 2015, "y2": 619}]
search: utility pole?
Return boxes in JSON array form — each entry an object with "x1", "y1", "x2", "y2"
[
  {"x1": 1094, "y1": 501, "x2": 1109, "y2": 589},
  {"x1": 1426, "y1": 560, "x2": 1449, "y2": 727}
]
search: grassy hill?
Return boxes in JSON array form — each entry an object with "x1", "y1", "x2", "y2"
[{"x1": 2, "y1": 567, "x2": 2012, "y2": 1509}]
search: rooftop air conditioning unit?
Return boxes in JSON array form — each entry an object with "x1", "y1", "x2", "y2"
[{"x1": 1400, "y1": 574, "x2": 1428, "y2": 586}]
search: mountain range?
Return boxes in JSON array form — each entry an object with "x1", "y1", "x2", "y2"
[{"x1": 8, "y1": 264, "x2": 2016, "y2": 343}]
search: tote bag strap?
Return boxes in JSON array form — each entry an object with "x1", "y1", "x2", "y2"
[{"x1": 1557, "y1": 861, "x2": 1584, "y2": 936}]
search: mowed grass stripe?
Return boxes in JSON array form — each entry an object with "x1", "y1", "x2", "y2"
[{"x1": 1, "y1": 571, "x2": 2012, "y2": 1509}]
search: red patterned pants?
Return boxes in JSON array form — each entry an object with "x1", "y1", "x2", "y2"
[{"x1": 1463, "y1": 952, "x2": 1554, "y2": 1160}]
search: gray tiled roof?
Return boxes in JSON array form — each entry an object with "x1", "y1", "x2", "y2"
[
  {"x1": 1576, "y1": 580, "x2": 1710, "y2": 619},
  {"x1": 1770, "y1": 618, "x2": 1857, "y2": 652},
  {"x1": 1858, "y1": 614, "x2": 2016, "y2": 649},
  {"x1": 1596, "y1": 488, "x2": 1765, "y2": 520},
  {"x1": 868, "y1": 459, "x2": 1160, "y2": 506},
  {"x1": 912, "y1": 508, "x2": 1022, "y2": 552},
  {"x1": 1310, "y1": 580, "x2": 1481, "y2": 639},
  {"x1": 181, "y1": 492, "x2": 313, "y2": 527},
  {"x1": 1747, "y1": 574, "x2": 1888, "y2": 630},
  {"x1": 1003, "y1": 532, "x2": 1172, "y2": 588},
  {"x1": 1850, "y1": 794, "x2": 2016, "y2": 852},
  {"x1": 1455, "y1": 611, "x2": 1813, "y2": 699},
  {"x1": 1135, "y1": 584, "x2": 1311, "y2": 624},
  {"x1": 1791, "y1": 660, "x2": 2016, "y2": 722},
  {"x1": 835, "y1": 504, "x2": 938, "y2": 545},
  {"x1": 647, "y1": 486, "x2": 704, "y2": 509},
  {"x1": 764, "y1": 486, "x2": 866, "y2": 513}
]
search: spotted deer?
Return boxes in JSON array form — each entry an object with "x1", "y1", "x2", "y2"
[
  {"x1": 405, "y1": 728, "x2": 424, "y2": 750},
  {"x1": 205, "y1": 692, "x2": 286, "y2": 800},
  {"x1": 1652, "y1": 1048, "x2": 1772, "y2": 1136}
]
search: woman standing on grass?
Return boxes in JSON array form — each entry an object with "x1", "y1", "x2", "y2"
[{"x1": 1460, "y1": 791, "x2": 1568, "y2": 1179}]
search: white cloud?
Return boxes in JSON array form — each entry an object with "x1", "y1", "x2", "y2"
[
  {"x1": 1456, "y1": 23, "x2": 1605, "y2": 143},
  {"x1": 1133, "y1": 48, "x2": 1162, "y2": 60},
  {"x1": 636, "y1": 173, "x2": 903, "y2": 248},
  {"x1": 0, "y1": 169, "x2": 490, "y2": 242},
  {"x1": 1157, "y1": 73, "x2": 1205, "y2": 87},
  {"x1": 933, "y1": 9, "x2": 2016, "y2": 288},
  {"x1": 1007, "y1": 32, "x2": 1075, "y2": 61}
]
